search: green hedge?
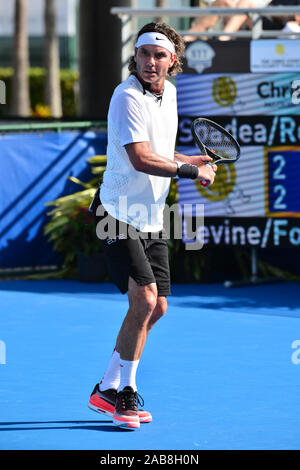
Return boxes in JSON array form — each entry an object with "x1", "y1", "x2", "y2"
[{"x1": 0, "y1": 67, "x2": 78, "y2": 117}]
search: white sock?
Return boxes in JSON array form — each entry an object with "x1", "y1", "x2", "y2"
[
  {"x1": 99, "y1": 349, "x2": 120, "y2": 391},
  {"x1": 117, "y1": 358, "x2": 139, "y2": 392}
]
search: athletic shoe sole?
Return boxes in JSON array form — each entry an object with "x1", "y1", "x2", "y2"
[
  {"x1": 88, "y1": 402, "x2": 114, "y2": 417},
  {"x1": 88, "y1": 400, "x2": 152, "y2": 423},
  {"x1": 113, "y1": 415, "x2": 140, "y2": 430}
]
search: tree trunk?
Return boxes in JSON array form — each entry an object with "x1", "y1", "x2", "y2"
[
  {"x1": 11, "y1": 0, "x2": 30, "y2": 117},
  {"x1": 44, "y1": 0, "x2": 62, "y2": 118}
]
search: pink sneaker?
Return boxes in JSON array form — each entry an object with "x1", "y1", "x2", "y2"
[{"x1": 88, "y1": 384, "x2": 152, "y2": 424}]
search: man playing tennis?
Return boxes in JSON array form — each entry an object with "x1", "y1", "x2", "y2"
[{"x1": 88, "y1": 22, "x2": 216, "y2": 430}]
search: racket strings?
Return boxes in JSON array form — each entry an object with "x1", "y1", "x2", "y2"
[{"x1": 193, "y1": 121, "x2": 238, "y2": 160}]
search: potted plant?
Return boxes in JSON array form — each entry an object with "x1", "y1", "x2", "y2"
[{"x1": 44, "y1": 155, "x2": 107, "y2": 282}]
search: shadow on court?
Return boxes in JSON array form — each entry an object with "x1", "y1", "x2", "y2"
[
  {"x1": 1, "y1": 279, "x2": 299, "y2": 314},
  {"x1": 0, "y1": 280, "x2": 120, "y2": 295},
  {"x1": 170, "y1": 283, "x2": 300, "y2": 318},
  {"x1": 0, "y1": 421, "x2": 131, "y2": 433},
  {"x1": 174, "y1": 297, "x2": 300, "y2": 318}
]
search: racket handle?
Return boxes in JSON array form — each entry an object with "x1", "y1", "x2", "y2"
[{"x1": 199, "y1": 163, "x2": 212, "y2": 187}]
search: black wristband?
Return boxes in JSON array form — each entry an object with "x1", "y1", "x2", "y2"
[{"x1": 176, "y1": 163, "x2": 198, "y2": 179}]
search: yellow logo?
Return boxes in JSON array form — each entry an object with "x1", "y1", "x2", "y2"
[
  {"x1": 195, "y1": 163, "x2": 236, "y2": 201},
  {"x1": 275, "y1": 44, "x2": 285, "y2": 55},
  {"x1": 212, "y1": 76, "x2": 237, "y2": 107}
]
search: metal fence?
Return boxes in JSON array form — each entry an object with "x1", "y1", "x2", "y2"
[
  {"x1": 0, "y1": 120, "x2": 107, "y2": 134},
  {"x1": 111, "y1": 6, "x2": 300, "y2": 79}
]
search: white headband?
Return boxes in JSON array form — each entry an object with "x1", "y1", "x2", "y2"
[{"x1": 135, "y1": 32, "x2": 175, "y2": 55}]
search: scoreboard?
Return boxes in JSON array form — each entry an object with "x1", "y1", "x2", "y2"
[{"x1": 266, "y1": 148, "x2": 300, "y2": 216}]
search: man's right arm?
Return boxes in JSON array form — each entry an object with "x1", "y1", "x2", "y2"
[{"x1": 125, "y1": 141, "x2": 216, "y2": 186}]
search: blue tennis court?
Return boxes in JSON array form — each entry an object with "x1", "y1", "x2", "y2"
[{"x1": 0, "y1": 280, "x2": 299, "y2": 450}]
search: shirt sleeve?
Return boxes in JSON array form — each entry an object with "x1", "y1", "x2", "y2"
[{"x1": 109, "y1": 91, "x2": 149, "y2": 146}]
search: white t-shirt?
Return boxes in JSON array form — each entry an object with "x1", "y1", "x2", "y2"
[{"x1": 100, "y1": 74, "x2": 178, "y2": 232}]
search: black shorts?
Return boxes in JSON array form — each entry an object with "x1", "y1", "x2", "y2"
[{"x1": 91, "y1": 189, "x2": 171, "y2": 297}]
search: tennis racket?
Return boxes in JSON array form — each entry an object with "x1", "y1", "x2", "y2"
[{"x1": 191, "y1": 117, "x2": 240, "y2": 187}]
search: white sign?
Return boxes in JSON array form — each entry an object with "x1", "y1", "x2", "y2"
[{"x1": 250, "y1": 40, "x2": 300, "y2": 72}]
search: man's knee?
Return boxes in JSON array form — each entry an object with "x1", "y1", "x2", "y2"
[
  {"x1": 147, "y1": 296, "x2": 168, "y2": 332},
  {"x1": 155, "y1": 296, "x2": 168, "y2": 317},
  {"x1": 127, "y1": 278, "x2": 158, "y2": 325}
]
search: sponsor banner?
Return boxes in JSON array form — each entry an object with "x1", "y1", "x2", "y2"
[
  {"x1": 176, "y1": 68, "x2": 300, "y2": 247},
  {"x1": 182, "y1": 216, "x2": 300, "y2": 248},
  {"x1": 183, "y1": 40, "x2": 300, "y2": 74},
  {"x1": 178, "y1": 115, "x2": 300, "y2": 147},
  {"x1": 183, "y1": 40, "x2": 250, "y2": 74},
  {"x1": 176, "y1": 73, "x2": 300, "y2": 116},
  {"x1": 177, "y1": 145, "x2": 265, "y2": 218},
  {"x1": 177, "y1": 144, "x2": 300, "y2": 219},
  {"x1": 250, "y1": 40, "x2": 300, "y2": 72}
]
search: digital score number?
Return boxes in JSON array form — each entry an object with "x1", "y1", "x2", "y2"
[{"x1": 266, "y1": 147, "x2": 300, "y2": 216}]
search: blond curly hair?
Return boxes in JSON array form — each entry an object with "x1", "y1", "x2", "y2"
[{"x1": 128, "y1": 22, "x2": 185, "y2": 76}]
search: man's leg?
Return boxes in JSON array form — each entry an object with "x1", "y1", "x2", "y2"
[
  {"x1": 112, "y1": 280, "x2": 171, "y2": 429},
  {"x1": 114, "y1": 290, "x2": 167, "y2": 390},
  {"x1": 111, "y1": 278, "x2": 158, "y2": 428},
  {"x1": 183, "y1": 0, "x2": 236, "y2": 41},
  {"x1": 219, "y1": 0, "x2": 255, "y2": 40},
  {"x1": 88, "y1": 287, "x2": 167, "y2": 425},
  {"x1": 116, "y1": 277, "x2": 158, "y2": 360},
  {"x1": 100, "y1": 294, "x2": 167, "y2": 390}
]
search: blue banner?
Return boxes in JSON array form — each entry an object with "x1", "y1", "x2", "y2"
[{"x1": 0, "y1": 130, "x2": 107, "y2": 268}]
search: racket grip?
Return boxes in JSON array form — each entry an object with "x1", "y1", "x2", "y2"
[{"x1": 199, "y1": 163, "x2": 212, "y2": 187}]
